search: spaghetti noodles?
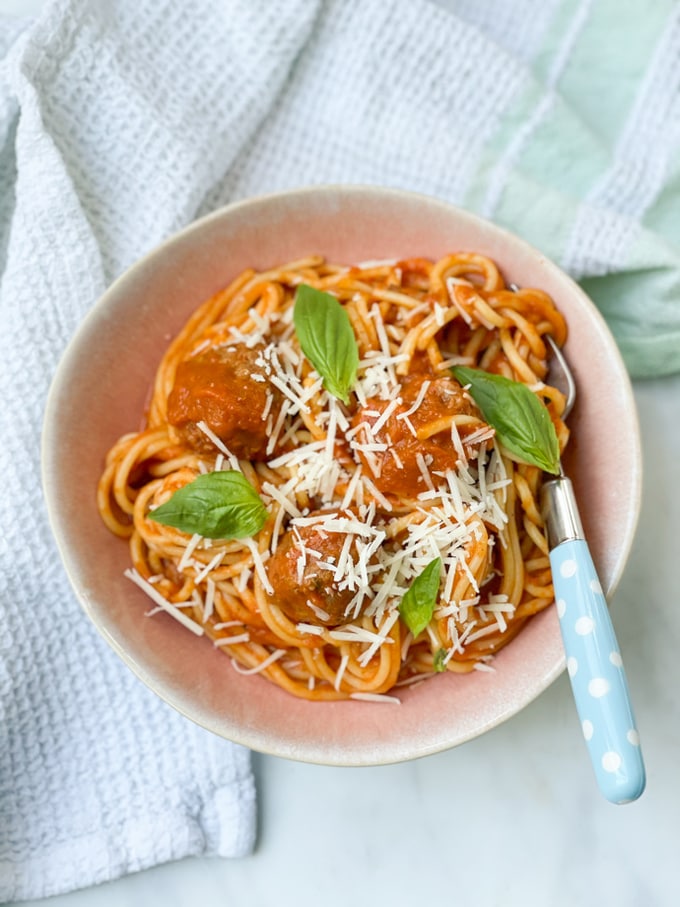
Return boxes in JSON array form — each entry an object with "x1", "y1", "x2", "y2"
[{"x1": 97, "y1": 252, "x2": 568, "y2": 701}]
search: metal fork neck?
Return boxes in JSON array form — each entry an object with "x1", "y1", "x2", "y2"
[{"x1": 541, "y1": 476, "x2": 585, "y2": 548}]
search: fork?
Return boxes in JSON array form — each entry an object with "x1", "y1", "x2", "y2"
[{"x1": 542, "y1": 334, "x2": 646, "y2": 804}]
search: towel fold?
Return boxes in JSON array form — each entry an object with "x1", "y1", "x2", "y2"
[{"x1": 2, "y1": 0, "x2": 679, "y2": 900}]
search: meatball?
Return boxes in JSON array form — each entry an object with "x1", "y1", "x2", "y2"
[
  {"x1": 267, "y1": 512, "x2": 370, "y2": 627},
  {"x1": 351, "y1": 374, "x2": 484, "y2": 496},
  {"x1": 167, "y1": 343, "x2": 282, "y2": 460}
]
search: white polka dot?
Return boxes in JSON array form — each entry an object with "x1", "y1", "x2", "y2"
[
  {"x1": 589, "y1": 578, "x2": 603, "y2": 594},
  {"x1": 567, "y1": 657, "x2": 578, "y2": 677},
  {"x1": 588, "y1": 677, "x2": 610, "y2": 698},
  {"x1": 560, "y1": 559, "x2": 577, "y2": 578},
  {"x1": 582, "y1": 719, "x2": 593, "y2": 741},
  {"x1": 556, "y1": 599, "x2": 567, "y2": 619},
  {"x1": 627, "y1": 729, "x2": 640, "y2": 747},
  {"x1": 575, "y1": 616, "x2": 594, "y2": 636},
  {"x1": 609, "y1": 651, "x2": 623, "y2": 667},
  {"x1": 602, "y1": 751, "x2": 622, "y2": 773}
]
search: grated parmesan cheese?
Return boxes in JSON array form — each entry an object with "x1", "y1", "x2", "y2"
[
  {"x1": 350, "y1": 692, "x2": 401, "y2": 705},
  {"x1": 196, "y1": 421, "x2": 241, "y2": 470},
  {"x1": 125, "y1": 568, "x2": 204, "y2": 636},
  {"x1": 230, "y1": 649, "x2": 287, "y2": 675}
]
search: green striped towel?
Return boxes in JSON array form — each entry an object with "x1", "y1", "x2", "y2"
[{"x1": 440, "y1": 0, "x2": 680, "y2": 378}]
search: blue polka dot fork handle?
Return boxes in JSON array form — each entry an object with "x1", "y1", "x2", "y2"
[{"x1": 541, "y1": 336, "x2": 646, "y2": 804}]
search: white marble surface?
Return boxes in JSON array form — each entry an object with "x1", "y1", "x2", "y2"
[{"x1": 9, "y1": 374, "x2": 680, "y2": 906}]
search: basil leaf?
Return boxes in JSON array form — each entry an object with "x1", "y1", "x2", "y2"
[
  {"x1": 433, "y1": 648, "x2": 448, "y2": 672},
  {"x1": 451, "y1": 366, "x2": 560, "y2": 475},
  {"x1": 148, "y1": 470, "x2": 268, "y2": 539},
  {"x1": 398, "y1": 557, "x2": 442, "y2": 638},
  {"x1": 293, "y1": 284, "x2": 359, "y2": 405}
]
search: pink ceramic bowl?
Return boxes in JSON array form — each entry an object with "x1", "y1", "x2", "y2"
[{"x1": 42, "y1": 185, "x2": 641, "y2": 765}]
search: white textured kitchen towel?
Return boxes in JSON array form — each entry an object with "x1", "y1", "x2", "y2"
[{"x1": 2, "y1": 0, "x2": 680, "y2": 901}]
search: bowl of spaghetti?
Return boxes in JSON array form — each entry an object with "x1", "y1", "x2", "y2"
[{"x1": 42, "y1": 185, "x2": 641, "y2": 765}]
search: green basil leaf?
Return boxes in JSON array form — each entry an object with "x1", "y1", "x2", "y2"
[
  {"x1": 398, "y1": 557, "x2": 442, "y2": 638},
  {"x1": 148, "y1": 470, "x2": 268, "y2": 539},
  {"x1": 433, "y1": 648, "x2": 448, "y2": 672},
  {"x1": 451, "y1": 366, "x2": 560, "y2": 475},
  {"x1": 293, "y1": 284, "x2": 359, "y2": 405}
]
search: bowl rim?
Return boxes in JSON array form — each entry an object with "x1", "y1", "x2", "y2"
[{"x1": 41, "y1": 183, "x2": 643, "y2": 764}]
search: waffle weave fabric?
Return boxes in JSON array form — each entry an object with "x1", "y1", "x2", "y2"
[{"x1": 1, "y1": 0, "x2": 679, "y2": 900}]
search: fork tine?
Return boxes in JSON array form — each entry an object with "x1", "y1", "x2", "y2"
[{"x1": 545, "y1": 334, "x2": 576, "y2": 418}]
